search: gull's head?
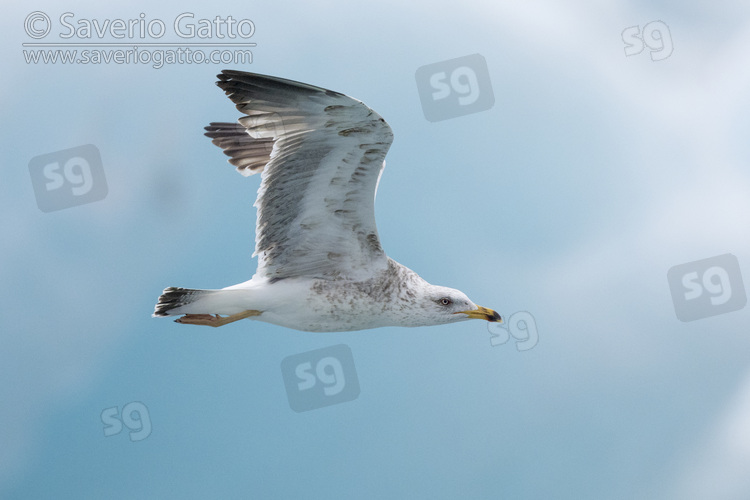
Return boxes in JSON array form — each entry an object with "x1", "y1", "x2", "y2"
[{"x1": 414, "y1": 284, "x2": 502, "y2": 326}]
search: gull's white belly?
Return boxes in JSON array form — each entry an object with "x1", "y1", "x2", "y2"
[{"x1": 257, "y1": 278, "x2": 400, "y2": 332}]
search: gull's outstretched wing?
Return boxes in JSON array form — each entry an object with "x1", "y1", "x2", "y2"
[{"x1": 205, "y1": 70, "x2": 394, "y2": 282}]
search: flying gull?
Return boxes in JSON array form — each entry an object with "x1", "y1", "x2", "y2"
[{"x1": 153, "y1": 70, "x2": 501, "y2": 332}]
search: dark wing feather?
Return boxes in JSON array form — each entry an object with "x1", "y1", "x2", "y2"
[{"x1": 207, "y1": 70, "x2": 394, "y2": 281}]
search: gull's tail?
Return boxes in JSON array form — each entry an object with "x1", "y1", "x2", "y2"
[
  {"x1": 153, "y1": 287, "x2": 215, "y2": 317},
  {"x1": 153, "y1": 287, "x2": 257, "y2": 318}
]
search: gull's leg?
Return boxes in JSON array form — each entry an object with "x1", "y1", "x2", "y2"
[{"x1": 175, "y1": 309, "x2": 262, "y2": 327}]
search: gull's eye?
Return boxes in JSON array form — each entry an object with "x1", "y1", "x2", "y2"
[{"x1": 438, "y1": 297, "x2": 452, "y2": 306}]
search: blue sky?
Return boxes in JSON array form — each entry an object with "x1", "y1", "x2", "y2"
[{"x1": 3, "y1": 1, "x2": 750, "y2": 498}]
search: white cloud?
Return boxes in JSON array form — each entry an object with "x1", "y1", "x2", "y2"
[{"x1": 663, "y1": 369, "x2": 750, "y2": 500}]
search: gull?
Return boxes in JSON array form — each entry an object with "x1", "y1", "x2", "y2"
[{"x1": 153, "y1": 70, "x2": 501, "y2": 332}]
